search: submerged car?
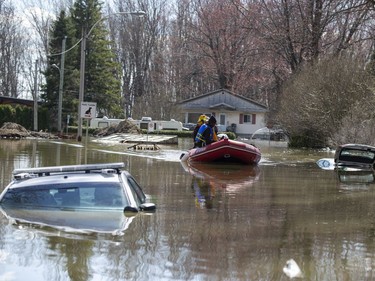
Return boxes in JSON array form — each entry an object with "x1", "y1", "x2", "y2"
[
  {"x1": 334, "y1": 144, "x2": 375, "y2": 170},
  {"x1": 0, "y1": 163, "x2": 156, "y2": 213},
  {"x1": 251, "y1": 126, "x2": 289, "y2": 142}
]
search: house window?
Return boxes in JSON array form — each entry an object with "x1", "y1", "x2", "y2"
[
  {"x1": 239, "y1": 114, "x2": 256, "y2": 124},
  {"x1": 244, "y1": 115, "x2": 252, "y2": 123}
]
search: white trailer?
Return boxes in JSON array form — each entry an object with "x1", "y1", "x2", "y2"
[
  {"x1": 90, "y1": 117, "x2": 186, "y2": 131},
  {"x1": 90, "y1": 117, "x2": 123, "y2": 128}
]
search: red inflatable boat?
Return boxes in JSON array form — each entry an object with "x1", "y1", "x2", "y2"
[{"x1": 180, "y1": 138, "x2": 261, "y2": 165}]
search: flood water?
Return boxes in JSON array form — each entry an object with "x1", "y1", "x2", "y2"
[{"x1": 1, "y1": 138, "x2": 375, "y2": 281}]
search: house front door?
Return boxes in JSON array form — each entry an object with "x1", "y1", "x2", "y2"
[{"x1": 219, "y1": 114, "x2": 226, "y2": 131}]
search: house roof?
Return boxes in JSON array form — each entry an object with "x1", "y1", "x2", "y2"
[
  {"x1": 178, "y1": 89, "x2": 268, "y2": 113},
  {"x1": 0, "y1": 96, "x2": 37, "y2": 107}
]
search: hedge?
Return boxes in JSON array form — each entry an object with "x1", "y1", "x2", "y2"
[
  {"x1": 0, "y1": 105, "x2": 49, "y2": 131},
  {"x1": 67, "y1": 126, "x2": 237, "y2": 139}
]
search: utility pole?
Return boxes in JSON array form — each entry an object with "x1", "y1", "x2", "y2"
[
  {"x1": 58, "y1": 36, "x2": 66, "y2": 134},
  {"x1": 33, "y1": 59, "x2": 38, "y2": 131},
  {"x1": 77, "y1": 28, "x2": 86, "y2": 142}
]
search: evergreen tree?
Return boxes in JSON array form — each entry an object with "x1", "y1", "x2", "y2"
[
  {"x1": 71, "y1": 0, "x2": 122, "y2": 118},
  {"x1": 42, "y1": 10, "x2": 78, "y2": 131}
]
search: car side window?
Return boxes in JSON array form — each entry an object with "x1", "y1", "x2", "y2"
[
  {"x1": 53, "y1": 187, "x2": 80, "y2": 207},
  {"x1": 2, "y1": 183, "x2": 127, "y2": 209},
  {"x1": 2, "y1": 187, "x2": 57, "y2": 207},
  {"x1": 93, "y1": 185, "x2": 124, "y2": 207}
]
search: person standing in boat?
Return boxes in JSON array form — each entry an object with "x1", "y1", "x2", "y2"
[
  {"x1": 194, "y1": 115, "x2": 217, "y2": 147},
  {"x1": 193, "y1": 115, "x2": 208, "y2": 147}
]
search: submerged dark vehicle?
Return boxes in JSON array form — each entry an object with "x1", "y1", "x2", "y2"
[
  {"x1": 317, "y1": 144, "x2": 375, "y2": 171},
  {"x1": 334, "y1": 144, "x2": 375, "y2": 170}
]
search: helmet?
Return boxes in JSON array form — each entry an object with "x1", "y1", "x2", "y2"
[{"x1": 197, "y1": 115, "x2": 208, "y2": 124}]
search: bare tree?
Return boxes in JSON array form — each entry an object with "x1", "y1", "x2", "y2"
[
  {"x1": 0, "y1": 0, "x2": 25, "y2": 97},
  {"x1": 109, "y1": 0, "x2": 171, "y2": 119},
  {"x1": 20, "y1": 0, "x2": 67, "y2": 63},
  {"x1": 18, "y1": 0, "x2": 73, "y2": 100},
  {"x1": 169, "y1": 0, "x2": 216, "y2": 99},
  {"x1": 244, "y1": 0, "x2": 374, "y2": 72},
  {"x1": 186, "y1": 0, "x2": 260, "y2": 93}
]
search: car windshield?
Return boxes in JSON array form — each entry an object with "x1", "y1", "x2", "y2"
[{"x1": 1, "y1": 182, "x2": 128, "y2": 209}]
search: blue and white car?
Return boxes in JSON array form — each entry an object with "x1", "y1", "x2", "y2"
[
  {"x1": 0, "y1": 163, "x2": 155, "y2": 212},
  {"x1": 0, "y1": 163, "x2": 155, "y2": 234}
]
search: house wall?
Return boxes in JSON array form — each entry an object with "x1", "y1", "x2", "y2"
[
  {"x1": 180, "y1": 89, "x2": 268, "y2": 137},
  {"x1": 185, "y1": 111, "x2": 266, "y2": 136},
  {"x1": 214, "y1": 111, "x2": 265, "y2": 136},
  {"x1": 237, "y1": 113, "x2": 265, "y2": 136}
]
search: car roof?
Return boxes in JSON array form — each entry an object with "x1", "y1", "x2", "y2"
[
  {"x1": 12, "y1": 162, "x2": 125, "y2": 175},
  {"x1": 9, "y1": 163, "x2": 127, "y2": 189},
  {"x1": 10, "y1": 172, "x2": 121, "y2": 189},
  {"x1": 338, "y1": 144, "x2": 375, "y2": 150}
]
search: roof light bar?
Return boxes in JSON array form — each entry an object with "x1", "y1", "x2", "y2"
[{"x1": 13, "y1": 163, "x2": 125, "y2": 175}]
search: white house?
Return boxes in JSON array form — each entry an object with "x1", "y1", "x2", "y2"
[{"x1": 178, "y1": 89, "x2": 268, "y2": 137}]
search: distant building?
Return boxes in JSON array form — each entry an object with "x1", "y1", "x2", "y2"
[
  {"x1": 0, "y1": 96, "x2": 36, "y2": 107},
  {"x1": 178, "y1": 89, "x2": 268, "y2": 137}
]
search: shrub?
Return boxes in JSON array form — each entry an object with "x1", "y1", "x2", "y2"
[{"x1": 277, "y1": 56, "x2": 375, "y2": 148}]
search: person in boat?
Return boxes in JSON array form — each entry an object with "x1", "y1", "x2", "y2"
[
  {"x1": 213, "y1": 125, "x2": 219, "y2": 142},
  {"x1": 193, "y1": 115, "x2": 209, "y2": 147},
  {"x1": 194, "y1": 115, "x2": 217, "y2": 147}
]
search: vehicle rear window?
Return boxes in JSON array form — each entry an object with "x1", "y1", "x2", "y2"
[
  {"x1": 340, "y1": 149, "x2": 375, "y2": 163},
  {"x1": 1, "y1": 182, "x2": 128, "y2": 209}
]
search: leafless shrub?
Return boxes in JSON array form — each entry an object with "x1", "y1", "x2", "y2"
[
  {"x1": 278, "y1": 56, "x2": 375, "y2": 147},
  {"x1": 330, "y1": 97, "x2": 375, "y2": 146}
]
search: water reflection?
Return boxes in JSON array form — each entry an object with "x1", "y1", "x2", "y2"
[
  {"x1": 337, "y1": 170, "x2": 375, "y2": 191},
  {"x1": 0, "y1": 207, "x2": 135, "y2": 235},
  {"x1": 3, "y1": 140, "x2": 375, "y2": 280},
  {"x1": 337, "y1": 170, "x2": 375, "y2": 184},
  {"x1": 181, "y1": 162, "x2": 260, "y2": 208}
]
